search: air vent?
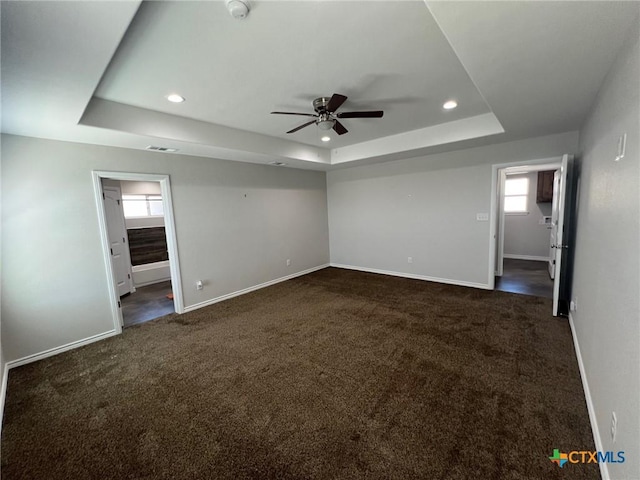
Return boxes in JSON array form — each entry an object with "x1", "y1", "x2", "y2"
[
  {"x1": 146, "y1": 146, "x2": 178, "y2": 153},
  {"x1": 269, "y1": 161, "x2": 287, "y2": 166}
]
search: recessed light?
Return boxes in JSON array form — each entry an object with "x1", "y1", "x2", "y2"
[
  {"x1": 167, "y1": 94, "x2": 185, "y2": 103},
  {"x1": 443, "y1": 100, "x2": 458, "y2": 110},
  {"x1": 321, "y1": 136, "x2": 331, "y2": 142},
  {"x1": 269, "y1": 161, "x2": 287, "y2": 166}
]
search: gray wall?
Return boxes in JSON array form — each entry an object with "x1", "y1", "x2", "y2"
[
  {"x1": 503, "y1": 172, "x2": 552, "y2": 260},
  {"x1": 572, "y1": 18, "x2": 639, "y2": 479},
  {"x1": 1, "y1": 135, "x2": 330, "y2": 362},
  {"x1": 327, "y1": 131, "x2": 578, "y2": 287},
  {"x1": 120, "y1": 181, "x2": 161, "y2": 195}
]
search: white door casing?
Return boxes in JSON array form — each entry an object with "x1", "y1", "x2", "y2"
[
  {"x1": 93, "y1": 171, "x2": 184, "y2": 335},
  {"x1": 548, "y1": 169, "x2": 561, "y2": 279},
  {"x1": 489, "y1": 156, "x2": 565, "y2": 303},
  {"x1": 495, "y1": 169, "x2": 507, "y2": 277},
  {"x1": 103, "y1": 186, "x2": 133, "y2": 299}
]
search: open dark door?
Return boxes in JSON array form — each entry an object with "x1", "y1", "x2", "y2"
[{"x1": 552, "y1": 154, "x2": 577, "y2": 316}]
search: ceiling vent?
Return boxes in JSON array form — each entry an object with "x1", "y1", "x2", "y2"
[{"x1": 146, "y1": 146, "x2": 178, "y2": 153}]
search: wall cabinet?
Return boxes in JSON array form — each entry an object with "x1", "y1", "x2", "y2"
[{"x1": 537, "y1": 170, "x2": 554, "y2": 203}]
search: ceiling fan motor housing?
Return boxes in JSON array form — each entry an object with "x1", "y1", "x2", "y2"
[{"x1": 313, "y1": 97, "x2": 331, "y2": 113}]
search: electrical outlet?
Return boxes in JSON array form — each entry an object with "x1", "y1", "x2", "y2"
[
  {"x1": 570, "y1": 297, "x2": 578, "y2": 312},
  {"x1": 611, "y1": 412, "x2": 617, "y2": 442},
  {"x1": 286, "y1": 259, "x2": 291, "y2": 267},
  {"x1": 407, "y1": 257, "x2": 413, "y2": 264},
  {"x1": 196, "y1": 280, "x2": 203, "y2": 291}
]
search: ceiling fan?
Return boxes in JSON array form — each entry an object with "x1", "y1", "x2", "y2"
[{"x1": 271, "y1": 93, "x2": 384, "y2": 135}]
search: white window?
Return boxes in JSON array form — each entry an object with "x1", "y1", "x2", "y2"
[
  {"x1": 122, "y1": 194, "x2": 164, "y2": 218},
  {"x1": 504, "y1": 177, "x2": 528, "y2": 213}
]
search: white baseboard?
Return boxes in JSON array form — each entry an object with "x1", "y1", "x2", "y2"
[
  {"x1": 569, "y1": 313, "x2": 609, "y2": 480},
  {"x1": 5, "y1": 330, "x2": 119, "y2": 370},
  {"x1": 503, "y1": 254, "x2": 550, "y2": 262},
  {"x1": 133, "y1": 278, "x2": 171, "y2": 288},
  {"x1": 329, "y1": 263, "x2": 492, "y2": 290},
  {"x1": 183, "y1": 264, "x2": 330, "y2": 313},
  {"x1": 0, "y1": 362, "x2": 9, "y2": 436}
]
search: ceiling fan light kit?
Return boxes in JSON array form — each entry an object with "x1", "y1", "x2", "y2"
[
  {"x1": 317, "y1": 116, "x2": 335, "y2": 131},
  {"x1": 270, "y1": 93, "x2": 384, "y2": 137}
]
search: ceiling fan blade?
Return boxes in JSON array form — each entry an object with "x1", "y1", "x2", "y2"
[
  {"x1": 333, "y1": 120, "x2": 348, "y2": 135},
  {"x1": 286, "y1": 120, "x2": 316, "y2": 134},
  {"x1": 337, "y1": 111, "x2": 384, "y2": 119},
  {"x1": 326, "y1": 93, "x2": 348, "y2": 113},
  {"x1": 271, "y1": 111, "x2": 317, "y2": 117}
]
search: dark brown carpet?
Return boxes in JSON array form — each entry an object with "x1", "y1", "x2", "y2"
[{"x1": 1, "y1": 268, "x2": 598, "y2": 480}]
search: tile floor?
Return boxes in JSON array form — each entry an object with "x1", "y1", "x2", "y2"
[
  {"x1": 495, "y1": 258, "x2": 554, "y2": 298},
  {"x1": 121, "y1": 280, "x2": 174, "y2": 327}
]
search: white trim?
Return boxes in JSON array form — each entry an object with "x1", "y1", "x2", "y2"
[
  {"x1": 133, "y1": 278, "x2": 172, "y2": 288},
  {"x1": 5, "y1": 330, "x2": 118, "y2": 369},
  {"x1": 503, "y1": 254, "x2": 550, "y2": 262},
  {"x1": 488, "y1": 165, "x2": 499, "y2": 284},
  {"x1": 490, "y1": 157, "x2": 563, "y2": 292},
  {"x1": 0, "y1": 363, "x2": 9, "y2": 436},
  {"x1": 569, "y1": 313, "x2": 609, "y2": 480},
  {"x1": 157, "y1": 177, "x2": 184, "y2": 314},
  {"x1": 183, "y1": 264, "x2": 330, "y2": 313},
  {"x1": 330, "y1": 263, "x2": 492, "y2": 290},
  {"x1": 92, "y1": 171, "x2": 185, "y2": 336}
]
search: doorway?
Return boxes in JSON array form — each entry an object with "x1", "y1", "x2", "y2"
[
  {"x1": 496, "y1": 168, "x2": 557, "y2": 298},
  {"x1": 489, "y1": 155, "x2": 575, "y2": 316},
  {"x1": 93, "y1": 171, "x2": 183, "y2": 333}
]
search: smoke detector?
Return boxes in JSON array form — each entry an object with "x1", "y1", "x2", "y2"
[{"x1": 226, "y1": 0, "x2": 250, "y2": 19}]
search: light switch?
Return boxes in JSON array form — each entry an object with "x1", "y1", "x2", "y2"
[
  {"x1": 476, "y1": 213, "x2": 489, "y2": 221},
  {"x1": 615, "y1": 133, "x2": 626, "y2": 161}
]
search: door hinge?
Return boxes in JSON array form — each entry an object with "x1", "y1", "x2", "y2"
[
  {"x1": 110, "y1": 248, "x2": 113, "y2": 255},
  {"x1": 117, "y1": 301, "x2": 121, "y2": 308},
  {"x1": 122, "y1": 237, "x2": 126, "y2": 243},
  {"x1": 102, "y1": 192, "x2": 105, "y2": 200},
  {"x1": 117, "y1": 199, "x2": 120, "y2": 205},
  {"x1": 128, "y1": 273, "x2": 131, "y2": 279}
]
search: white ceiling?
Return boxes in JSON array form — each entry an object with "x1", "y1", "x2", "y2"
[
  {"x1": 2, "y1": 1, "x2": 638, "y2": 170},
  {"x1": 94, "y1": 1, "x2": 489, "y2": 149}
]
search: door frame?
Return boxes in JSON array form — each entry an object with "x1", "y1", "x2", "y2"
[
  {"x1": 488, "y1": 156, "x2": 563, "y2": 290},
  {"x1": 92, "y1": 171, "x2": 184, "y2": 334}
]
